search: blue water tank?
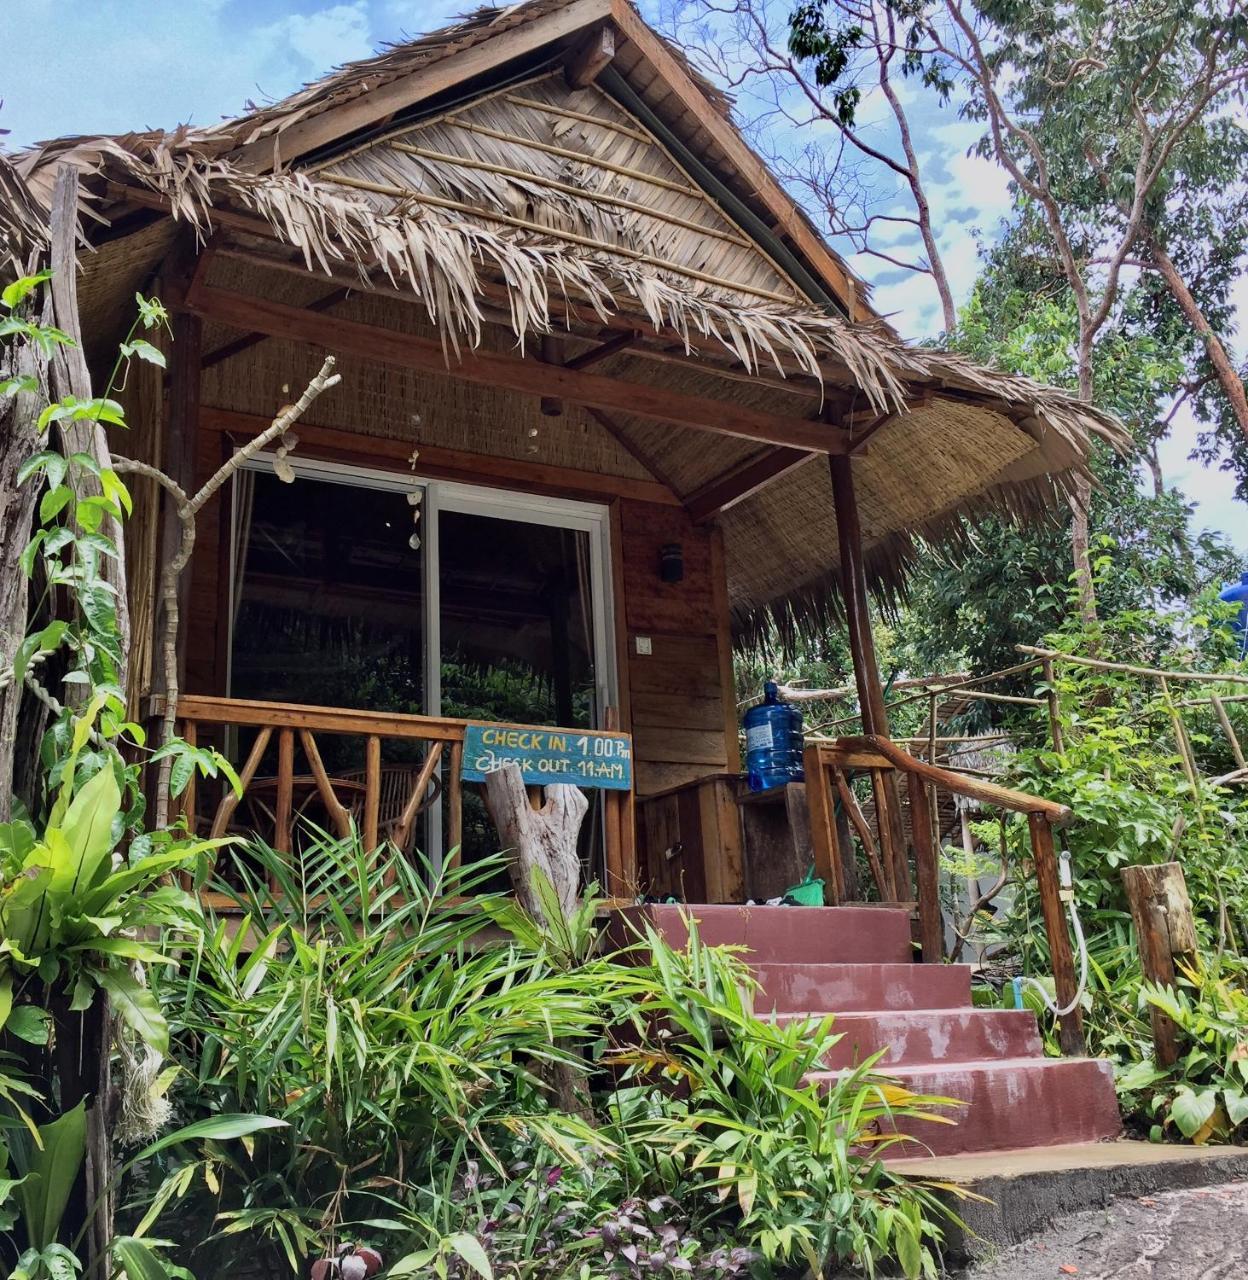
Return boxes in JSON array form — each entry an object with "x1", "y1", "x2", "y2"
[
  {"x1": 1220, "y1": 572, "x2": 1248, "y2": 659},
  {"x1": 743, "y1": 681, "x2": 805, "y2": 792}
]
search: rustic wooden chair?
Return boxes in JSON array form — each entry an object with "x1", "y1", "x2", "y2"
[{"x1": 337, "y1": 761, "x2": 442, "y2": 857}]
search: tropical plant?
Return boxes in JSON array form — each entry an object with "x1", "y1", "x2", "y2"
[
  {"x1": 0, "y1": 270, "x2": 254, "y2": 1278},
  {"x1": 1114, "y1": 961, "x2": 1248, "y2": 1144},
  {"x1": 137, "y1": 833, "x2": 956, "y2": 1279}
]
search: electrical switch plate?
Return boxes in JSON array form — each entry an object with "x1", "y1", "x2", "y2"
[{"x1": 635, "y1": 636, "x2": 652, "y2": 655}]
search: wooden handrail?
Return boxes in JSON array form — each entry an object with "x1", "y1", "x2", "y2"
[
  {"x1": 803, "y1": 731, "x2": 1083, "y2": 1053},
  {"x1": 825, "y1": 734, "x2": 1074, "y2": 826},
  {"x1": 173, "y1": 694, "x2": 636, "y2": 899}
]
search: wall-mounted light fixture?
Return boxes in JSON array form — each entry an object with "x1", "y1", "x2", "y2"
[{"x1": 659, "y1": 542, "x2": 684, "y2": 583}]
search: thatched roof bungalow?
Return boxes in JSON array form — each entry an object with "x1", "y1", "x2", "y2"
[{"x1": 2, "y1": 0, "x2": 1122, "y2": 909}]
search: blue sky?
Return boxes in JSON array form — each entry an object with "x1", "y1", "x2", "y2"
[{"x1": 2, "y1": 0, "x2": 1243, "y2": 554}]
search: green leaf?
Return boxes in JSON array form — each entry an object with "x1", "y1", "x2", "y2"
[
  {"x1": 119, "y1": 339, "x2": 167, "y2": 370},
  {"x1": 95, "y1": 967, "x2": 168, "y2": 1055},
  {"x1": 447, "y1": 1234, "x2": 493, "y2": 1280},
  {"x1": 18, "y1": 1102, "x2": 87, "y2": 1251},
  {"x1": 1170, "y1": 1086, "x2": 1217, "y2": 1139},
  {"x1": 38, "y1": 485, "x2": 72, "y2": 524},
  {"x1": 1224, "y1": 1089, "x2": 1248, "y2": 1127},
  {"x1": 894, "y1": 1215, "x2": 923, "y2": 1280},
  {"x1": 59, "y1": 765, "x2": 121, "y2": 896},
  {"x1": 17, "y1": 451, "x2": 63, "y2": 487},
  {"x1": 2, "y1": 270, "x2": 52, "y2": 310},
  {"x1": 112, "y1": 1237, "x2": 177, "y2": 1280},
  {"x1": 127, "y1": 1114, "x2": 287, "y2": 1165},
  {"x1": 68, "y1": 977, "x2": 94, "y2": 1014},
  {"x1": 79, "y1": 581, "x2": 117, "y2": 636},
  {"x1": 6, "y1": 1006, "x2": 51, "y2": 1046},
  {"x1": 19, "y1": 530, "x2": 45, "y2": 578},
  {"x1": 0, "y1": 976, "x2": 12, "y2": 1033},
  {"x1": 168, "y1": 751, "x2": 195, "y2": 800}
]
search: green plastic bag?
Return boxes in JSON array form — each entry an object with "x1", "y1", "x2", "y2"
[{"x1": 783, "y1": 865, "x2": 825, "y2": 906}]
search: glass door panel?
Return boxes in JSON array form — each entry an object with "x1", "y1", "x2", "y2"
[{"x1": 437, "y1": 507, "x2": 601, "y2": 876}]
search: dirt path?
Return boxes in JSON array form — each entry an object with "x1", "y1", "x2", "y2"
[{"x1": 961, "y1": 1181, "x2": 1248, "y2": 1279}]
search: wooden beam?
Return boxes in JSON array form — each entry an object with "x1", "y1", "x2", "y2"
[
  {"x1": 565, "y1": 23, "x2": 615, "y2": 88},
  {"x1": 175, "y1": 239, "x2": 832, "y2": 403},
  {"x1": 187, "y1": 284, "x2": 849, "y2": 454},
  {"x1": 201, "y1": 285, "x2": 352, "y2": 371},
  {"x1": 199, "y1": 405, "x2": 683, "y2": 508},
  {"x1": 564, "y1": 330, "x2": 639, "y2": 370},
  {"x1": 583, "y1": 408, "x2": 683, "y2": 497},
  {"x1": 230, "y1": 0, "x2": 614, "y2": 173},
  {"x1": 685, "y1": 446, "x2": 813, "y2": 523}
]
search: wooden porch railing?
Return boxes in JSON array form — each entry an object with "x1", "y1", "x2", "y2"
[
  {"x1": 803, "y1": 733, "x2": 1083, "y2": 1055},
  {"x1": 173, "y1": 695, "x2": 636, "y2": 898}
]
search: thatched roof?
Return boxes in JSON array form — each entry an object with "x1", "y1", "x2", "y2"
[{"x1": 1, "y1": 0, "x2": 1130, "y2": 647}]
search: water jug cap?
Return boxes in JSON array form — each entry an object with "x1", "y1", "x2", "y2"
[{"x1": 763, "y1": 680, "x2": 779, "y2": 701}]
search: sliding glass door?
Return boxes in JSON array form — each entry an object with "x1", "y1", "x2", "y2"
[{"x1": 229, "y1": 457, "x2": 614, "y2": 870}]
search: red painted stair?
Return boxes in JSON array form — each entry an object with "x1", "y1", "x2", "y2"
[{"x1": 631, "y1": 903, "x2": 1121, "y2": 1157}]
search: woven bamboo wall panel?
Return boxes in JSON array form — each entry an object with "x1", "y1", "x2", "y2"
[{"x1": 315, "y1": 72, "x2": 803, "y2": 308}]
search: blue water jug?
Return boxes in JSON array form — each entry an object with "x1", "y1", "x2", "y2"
[
  {"x1": 1220, "y1": 572, "x2": 1248, "y2": 659},
  {"x1": 743, "y1": 681, "x2": 805, "y2": 792}
]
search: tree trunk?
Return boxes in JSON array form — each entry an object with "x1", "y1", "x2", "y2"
[
  {"x1": 484, "y1": 764, "x2": 593, "y2": 1121},
  {"x1": 46, "y1": 166, "x2": 131, "y2": 693},
  {"x1": 1145, "y1": 229, "x2": 1248, "y2": 446},
  {"x1": 0, "y1": 304, "x2": 46, "y2": 819},
  {"x1": 1070, "y1": 472, "x2": 1097, "y2": 628},
  {"x1": 484, "y1": 763, "x2": 588, "y2": 923},
  {"x1": 1121, "y1": 863, "x2": 1197, "y2": 1068}
]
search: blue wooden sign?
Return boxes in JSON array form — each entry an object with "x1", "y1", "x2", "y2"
[{"x1": 461, "y1": 722, "x2": 632, "y2": 791}]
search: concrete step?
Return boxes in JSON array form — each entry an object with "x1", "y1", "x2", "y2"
[
  {"x1": 809, "y1": 1056, "x2": 1121, "y2": 1157},
  {"x1": 773, "y1": 1008, "x2": 1043, "y2": 1068},
  {"x1": 751, "y1": 961, "x2": 973, "y2": 1013},
  {"x1": 617, "y1": 903, "x2": 914, "y2": 965},
  {"x1": 887, "y1": 1142, "x2": 1248, "y2": 1264}
]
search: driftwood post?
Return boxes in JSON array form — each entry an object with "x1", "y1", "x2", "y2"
[
  {"x1": 1121, "y1": 862, "x2": 1198, "y2": 1067},
  {"x1": 484, "y1": 762, "x2": 588, "y2": 922},
  {"x1": 484, "y1": 762, "x2": 592, "y2": 1120}
]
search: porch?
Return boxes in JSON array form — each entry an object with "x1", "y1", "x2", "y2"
[{"x1": 169, "y1": 688, "x2": 1085, "y2": 1054}]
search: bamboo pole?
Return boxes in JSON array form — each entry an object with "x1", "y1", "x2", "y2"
[
  {"x1": 1160, "y1": 677, "x2": 1199, "y2": 790},
  {"x1": 1212, "y1": 695, "x2": 1246, "y2": 770},
  {"x1": 1019, "y1": 644, "x2": 1248, "y2": 685},
  {"x1": 1041, "y1": 657, "x2": 1064, "y2": 753}
]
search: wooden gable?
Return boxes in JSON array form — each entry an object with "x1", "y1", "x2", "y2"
[{"x1": 309, "y1": 72, "x2": 805, "y2": 310}]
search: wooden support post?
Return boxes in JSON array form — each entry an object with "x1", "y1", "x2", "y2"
[
  {"x1": 1121, "y1": 863, "x2": 1197, "y2": 1068},
  {"x1": 364, "y1": 735, "x2": 381, "y2": 851},
  {"x1": 909, "y1": 771, "x2": 942, "y2": 962},
  {"x1": 274, "y1": 728, "x2": 294, "y2": 858},
  {"x1": 835, "y1": 767, "x2": 887, "y2": 899},
  {"x1": 835, "y1": 803, "x2": 858, "y2": 901},
  {"x1": 828, "y1": 454, "x2": 888, "y2": 737},
  {"x1": 484, "y1": 763, "x2": 589, "y2": 922},
  {"x1": 210, "y1": 727, "x2": 271, "y2": 840},
  {"x1": 446, "y1": 739, "x2": 464, "y2": 870},
  {"x1": 1027, "y1": 813, "x2": 1084, "y2": 1056},
  {"x1": 829, "y1": 452, "x2": 908, "y2": 880},
  {"x1": 565, "y1": 23, "x2": 615, "y2": 87},
  {"x1": 872, "y1": 768, "x2": 911, "y2": 900},
  {"x1": 803, "y1": 746, "x2": 843, "y2": 904},
  {"x1": 299, "y1": 729, "x2": 353, "y2": 839}
]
